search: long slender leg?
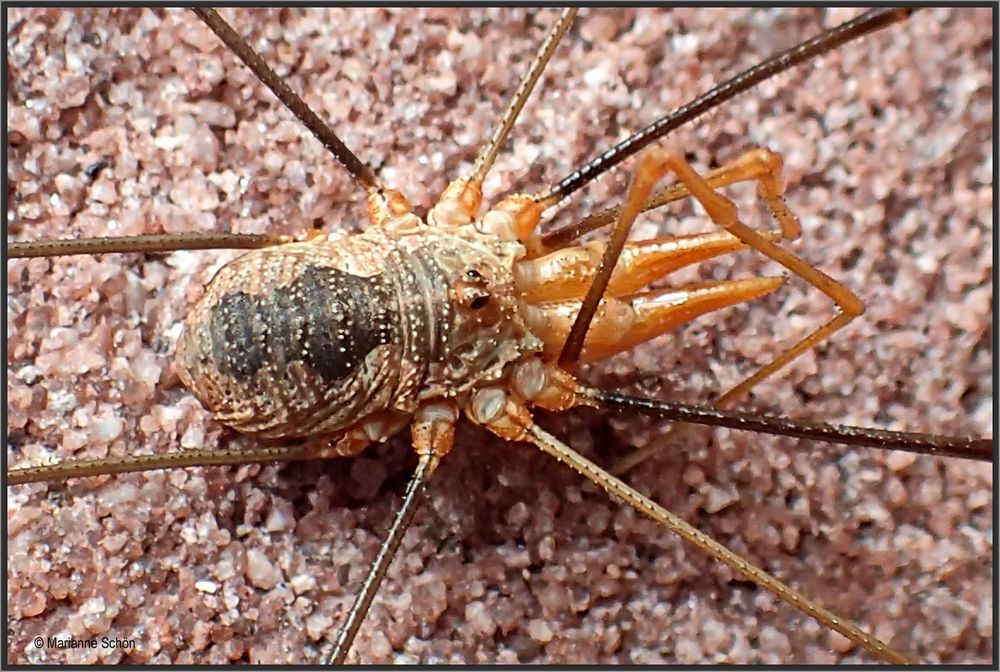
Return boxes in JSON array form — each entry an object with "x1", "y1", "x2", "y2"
[
  {"x1": 524, "y1": 422, "x2": 911, "y2": 664},
  {"x1": 427, "y1": 9, "x2": 577, "y2": 228},
  {"x1": 465, "y1": 388, "x2": 912, "y2": 664},
  {"x1": 578, "y1": 386, "x2": 994, "y2": 462},
  {"x1": 327, "y1": 402, "x2": 457, "y2": 664},
  {"x1": 10, "y1": 5, "x2": 420, "y2": 260},
  {"x1": 188, "y1": 8, "x2": 418, "y2": 228},
  {"x1": 6, "y1": 232, "x2": 291, "y2": 259},
  {"x1": 505, "y1": 362, "x2": 992, "y2": 462},
  {"x1": 528, "y1": 9, "x2": 915, "y2": 208},
  {"x1": 5, "y1": 439, "x2": 349, "y2": 486},
  {"x1": 190, "y1": 8, "x2": 381, "y2": 195}
]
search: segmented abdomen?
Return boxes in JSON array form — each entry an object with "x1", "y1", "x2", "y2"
[{"x1": 175, "y1": 238, "x2": 445, "y2": 439}]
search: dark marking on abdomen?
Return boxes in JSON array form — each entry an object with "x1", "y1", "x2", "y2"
[{"x1": 208, "y1": 264, "x2": 396, "y2": 384}]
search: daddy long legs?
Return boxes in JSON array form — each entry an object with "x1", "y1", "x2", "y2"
[{"x1": 6, "y1": 7, "x2": 993, "y2": 664}]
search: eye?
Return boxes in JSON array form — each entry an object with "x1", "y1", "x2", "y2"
[
  {"x1": 466, "y1": 269, "x2": 483, "y2": 281},
  {"x1": 469, "y1": 295, "x2": 489, "y2": 310}
]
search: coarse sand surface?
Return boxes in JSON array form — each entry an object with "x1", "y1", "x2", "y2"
[{"x1": 7, "y1": 7, "x2": 992, "y2": 664}]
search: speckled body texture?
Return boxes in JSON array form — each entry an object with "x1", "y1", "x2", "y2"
[
  {"x1": 6, "y1": 7, "x2": 992, "y2": 664},
  {"x1": 176, "y1": 221, "x2": 538, "y2": 441},
  {"x1": 177, "y1": 240, "x2": 405, "y2": 439}
]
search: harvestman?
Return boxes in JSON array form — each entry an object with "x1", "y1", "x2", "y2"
[{"x1": 6, "y1": 7, "x2": 993, "y2": 664}]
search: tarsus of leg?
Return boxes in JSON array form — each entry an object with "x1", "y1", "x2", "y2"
[
  {"x1": 428, "y1": 8, "x2": 577, "y2": 226},
  {"x1": 521, "y1": 420, "x2": 913, "y2": 664},
  {"x1": 327, "y1": 403, "x2": 456, "y2": 664},
  {"x1": 610, "y1": 151, "x2": 865, "y2": 475}
]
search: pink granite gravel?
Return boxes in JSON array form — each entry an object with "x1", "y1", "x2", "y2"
[{"x1": 6, "y1": 7, "x2": 992, "y2": 664}]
